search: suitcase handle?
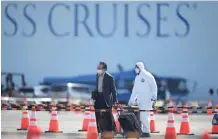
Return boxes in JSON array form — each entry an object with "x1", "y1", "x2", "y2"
[{"x1": 113, "y1": 104, "x2": 123, "y2": 117}]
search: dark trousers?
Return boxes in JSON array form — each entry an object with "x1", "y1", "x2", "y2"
[{"x1": 94, "y1": 92, "x2": 114, "y2": 133}]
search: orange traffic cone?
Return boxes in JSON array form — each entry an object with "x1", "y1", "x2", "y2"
[
  {"x1": 86, "y1": 107, "x2": 98, "y2": 139},
  {"x1": 26, "y1": 107, "x2": 42, "y2": 139},
  {"x1": 165, "y1": 108, "x2": 177, "y2": 139},
  {"x1": 177, "y1": 106, "x2": 194, "y2": 135},
  {"x1": 210, "y1": 113, "x2": 218, "y2": 134},
  {"x1": 207, "y1": 100, "x2": 213, "y2": 116},
  {"x1": 150, "y1": 112, "x2": 160, "y2": 133},
  {"x1": 17, "y1": 110, "x2": 30, "y2": 130},
  {"x1": 45, "y1": 110, "x2": 62, "y2": 133},
  {"x1": 78, "y1": 106, "x2": 90, "y2": 132},
  {"x1": 202, "y1": 131, "x2": 211, "y2": 139},
  {"x1": 112, "y1": 107, "x2": 120, "y2": 133}
]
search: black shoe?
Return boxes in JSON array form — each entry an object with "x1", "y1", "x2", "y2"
[{"x1": 140, "y1": 133, "x2": 151, "y2": 138}]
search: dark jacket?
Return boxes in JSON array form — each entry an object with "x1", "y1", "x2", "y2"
[{"x1": 92, "y1": 72, "x2": 117, "y2": 107}]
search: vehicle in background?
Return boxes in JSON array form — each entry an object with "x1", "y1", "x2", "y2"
[
  {"x1": 1, "y1": 72, "x2": 27, "y2": 97},
  {"x1": 34, "y1": 85, "x2": 51, "y2": 98},
  {"x1": 43, "y1": 64, "x2": 197, "y2": 106},
  {"x1": 15, "y1": 85, "x2": 51, "y2": 98},
  {"x1": 50, "y1": 83, "x2": 95, "y2": 105},
  {"x1": 18, "y1": 87, "x2": 36, "y2": 98},
  {"x1": 116, "y1": 89, "x2": 131, "y2": 104}
]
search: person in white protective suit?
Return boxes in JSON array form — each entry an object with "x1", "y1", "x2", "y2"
[{"x1": 128, "y1": 62, "x2": 157, "y2": 137}]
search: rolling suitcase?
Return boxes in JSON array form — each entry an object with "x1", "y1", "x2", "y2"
[{"x1": 118, "y1": 108, "x2": 142, "y2": 139}]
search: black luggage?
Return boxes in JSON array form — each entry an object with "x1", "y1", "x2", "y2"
[{"x1": 118, "y1": 107, "x2": 142, "y2": 138}]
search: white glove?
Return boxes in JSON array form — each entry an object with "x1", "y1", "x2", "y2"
[
  {"x1": 128, "y1": 98, "x2": 138, "y2": 106},
  {"x1": 128, "y1": 102, "x2": 132, "y2": 106}
]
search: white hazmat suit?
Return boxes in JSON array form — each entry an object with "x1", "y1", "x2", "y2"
[{"x1": 128, "y1": 62, "x2": 158, "y2": 133}]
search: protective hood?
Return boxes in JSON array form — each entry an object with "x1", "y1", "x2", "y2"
[{"x1": 135, "y1": 62, "x2": 145, "y2": 71}]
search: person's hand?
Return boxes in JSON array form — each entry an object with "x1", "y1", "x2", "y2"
[
  {"x1": 114, "y1": 102, "x2": 120, "y2": 108},
  {"x1": 91, "y1": 90, "x2": 97, "y2": 100},
  {"x1": 128, "y1": 102, "x2": 136, "y2": 106},
  {"x1": 151, "y1": 99, "x2": 156, "y2": 109},
  {"x1": 89, "y1": 99, "x2": 94, "y2": 105}
]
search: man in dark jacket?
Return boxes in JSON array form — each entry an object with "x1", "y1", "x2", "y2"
[{"x1": 92, "y1": 62, "x2": 118, "y2": 135}]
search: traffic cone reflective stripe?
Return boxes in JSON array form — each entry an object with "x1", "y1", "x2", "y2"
[
  {"x1": 78, "y1": 106, "x2": 90, "y2": 132},
  {"x1": 29, "y1": 119, "x2": 37, "y2": 126},
  {"x1": 150, "y1": 112, "x2": 160, "y2": 133},
  {"x1": 167, "y1": 120, "x2": 175, "y2": 126},
  {"x1": 182, "y1": 116, "x2": 189, "y2": 122},
  {"x1": 22, "y1": 111, "x2": 29, "y2": 118},
  {"x1": 30, "y1": 109, "x2": 36, "y2": 119},
  {"x1": 168, "y1": 112, "x2": 174, "y2": 120},
  {"x1": 88, "y1": 120, "x2": 96, "y2": 126},
  {"x1": 45, "y1": 111, "x2": 62, "y2": 133},
  {"x1": 167, "y1": 122, "x2": 175, "y2": 127},
  {"x1": 150, "y1": 113, "x2": 155, "y2": 120},
  {"x1": 17, "y1": 110, "x2": 30, "y2": 130}
]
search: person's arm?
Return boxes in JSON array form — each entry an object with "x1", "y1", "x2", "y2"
[
  {"x1": 90, "y1": 86, "x2": 97, "y2": 105},
  {"x1": 149, "y1": 76, "x2": 158, "y2": 101},
  {"x1": 91, "y1": 89, "x2": 97, "y2": 100},
  {"x1": 110, "y1": 77, "x2": 117, "y2": 103},
  {"x1": 128, "y1": 79, "x2": 137, "y2": 106},
  {"x1": 92, "y1": 75, "x2": 98, "y2": 100}
]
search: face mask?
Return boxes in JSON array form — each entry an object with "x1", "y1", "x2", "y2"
[
  {"x1": 135, "y1": 68, "x2": 140, "y2": 74},
  {"x1": 97, "y1": 70, "x2": 103, "y2": 74}
]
